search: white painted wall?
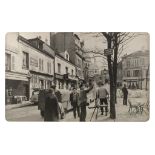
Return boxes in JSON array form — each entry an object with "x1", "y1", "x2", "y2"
[
  {"x1": 55, "y1": 55, "x2": 76, "y2": 76},
  {"x1": 5, "y1": 33, "x2": 54, "y2": 76}
]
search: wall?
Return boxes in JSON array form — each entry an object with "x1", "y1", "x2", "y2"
[
  {"x1": 55, "y1": 55, "x2": 76, "y2": 75},
  {"x1": 19, "y1": 40, "x2": 54, "y2": 76}
]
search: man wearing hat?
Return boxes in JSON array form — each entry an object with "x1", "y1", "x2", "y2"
[{"x1": 70, "y1": 87, "x2": 80, "y2": 119}]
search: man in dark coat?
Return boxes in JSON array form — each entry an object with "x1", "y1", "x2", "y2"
[
  {"x1": 44, "y1": 87, "x2": 59, "y2": 121},
  {"x1": 70, "y1": 88, "x2": 80, "y2": 119},
  {"x1": 79, "y1": 83, "x2": 94, "y2": 122},
  {"x1": 122, "y1": 84, "x2": 128, "y2": 105}
]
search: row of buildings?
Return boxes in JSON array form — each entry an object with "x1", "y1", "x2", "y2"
[
  {"x1": 5, "y1": 32, "x2": 150, "y2": 104},
  {"x1": 5, "y1": 32, "x2": 99, "y2": 104}
]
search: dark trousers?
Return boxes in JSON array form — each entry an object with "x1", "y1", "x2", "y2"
[
  {"x1": 123, "y1": 96, "x2": 128, "y2": 105},
  {"x1": 100, "y1": 98, "x2": 108, "y2": 115},
  {"x1": 40, "y1": 110, "x2": 44, "y2": 118},
  {"x1": 72, "y1": 104, "x2": 80, "y2": 118},
  {"x1": 80, "y1": 105, "x2": 87, "y2": 122}
]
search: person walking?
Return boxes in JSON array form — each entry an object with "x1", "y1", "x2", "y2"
[
  {"x1": 44, "y1": 87, "x2": 59, "y2": 122},
  {"x1": 96, "y1": 82, "x2": 109, "y2": 116},
  {"x1": 70, "y1": 88, "x2": 80, "y2": 119},
  {"x1": 79, "y1": 83, "x2": 94, "y2": 122},
  {"x1": 122, "y1": 84, "x2": 128, "y2": 105}
]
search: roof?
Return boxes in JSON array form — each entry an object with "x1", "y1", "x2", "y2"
[
  {"x1": 18, "y1": 35, "x2": 55, "y2": 58},
  {"x1": 55, "y1": 53, "x2": 76, "y2": 67},
  {"x1": 123, "y1": 50, "x2": 149, "y2": 58}
]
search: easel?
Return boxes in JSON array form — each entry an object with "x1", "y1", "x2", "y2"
[{"x1": 88, "y1": 105, "x2": 108, "y2": 121}]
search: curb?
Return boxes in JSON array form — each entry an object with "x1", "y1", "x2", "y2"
[{"x1": 6, "y1": 101, "x2": 33, "y2": 110}]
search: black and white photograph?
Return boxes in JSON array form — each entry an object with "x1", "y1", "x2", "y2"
[
  {"x1": 1, "y1": 1, "x2": 155, "y2": 155},
  {"x1": 5, "y1": 32, "x2": 150, "y2": 122}
]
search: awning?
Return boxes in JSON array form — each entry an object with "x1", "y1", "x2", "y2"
[{"x1": 5, "y1": 72, "x2": 28, "y2": 81}]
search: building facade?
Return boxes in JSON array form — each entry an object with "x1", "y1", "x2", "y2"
[
  {"x1": 5, "y1": 33, "x2": 55, "y2": 104},
  {"x1": 122, "y1": 50, "x2": 149, "y2": 89},
  {"x1": 50, "y1": 32, "x2": 86, "y2": 85},
  {"x1": 5, "y1": 33, "x2": 30, "y2": 104},
  {"x1": 55, "y1": 52, "x2": 77, "y2": 90}
]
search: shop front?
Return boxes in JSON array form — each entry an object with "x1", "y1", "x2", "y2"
[
  {"x1": 55, "y1": 73, "x2": 64, "y2": 90},
  {"x1": 29, "y1": 71, "x2": 54, "y2": 97},
  {"x1": 5, "y1": 72, "x2": 29, "y2": 104}
]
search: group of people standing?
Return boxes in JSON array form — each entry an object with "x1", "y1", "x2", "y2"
[
  {"x1": 41, "y1": 80, "x2": 129, "y2": 122},
  {"x1": 65, "y1": 79, "x2": 110, "y2": 121},
  {"x1": 43, "y1": 83, "x2": 94, "y2": 122}
]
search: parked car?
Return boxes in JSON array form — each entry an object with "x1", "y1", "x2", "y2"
[{"x1": 30, "y1": 89, "x2": 40, "y2": 105}]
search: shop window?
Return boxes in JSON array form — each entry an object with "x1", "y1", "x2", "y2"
[
  {"x1": 58, "y1": 81, "x2": 61, "y2": 89},
  {"x1": 66, "y1": 82, "x2": 68, "y2": 89},
  {"x1": 5, "y1": 53, "x2": 11, "y2": 71},
  {"x1": 22, "y1": 52, "x2": 29, "y2": 69},
  {"x1": 61, "y1": 82, "x2": 64, "y2": 89},
  {"x1": 39, "y1": 80, "x2": 44, "y2": 89}
]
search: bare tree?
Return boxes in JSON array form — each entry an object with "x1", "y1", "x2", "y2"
[
  {"x1": 102, "y1": 32, "x2": 140, "y2": 119},
  {"x1": 82, "y1": 32, "x2": 143, "y2": 119}
]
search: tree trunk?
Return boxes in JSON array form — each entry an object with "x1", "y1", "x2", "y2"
[
  {"x1": 113, "y1": 33, "x2": 118, "y2": 104},
  {"x1": 107, "y1": 36, "x2": 116, "y2": 119}
]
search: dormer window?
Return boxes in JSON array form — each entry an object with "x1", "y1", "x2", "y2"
[{"x1": 65, "y1": 51, "x2": 69, "y2": 61}]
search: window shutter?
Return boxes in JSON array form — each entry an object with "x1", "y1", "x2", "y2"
[{"x1": 12, "y1": 56, "x2": 15, "y2": 70}]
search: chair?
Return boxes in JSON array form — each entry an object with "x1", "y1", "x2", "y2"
[
  {"x1": 128, "y1": 99, "x2": 140, "y2": 114},
  {"x1": 139, "y1": 100, "x2": 149, "y2": 114}
]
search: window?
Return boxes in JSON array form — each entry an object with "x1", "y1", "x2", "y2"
[
  {"x1": 42, "y1": 59, "x2": 44, "y2": 71},
  {"x1": 133, "y1": 70, "x2": 140, "y2": 77},
  {"x1": 22, "y1": 52, "x2": 29, "y2": 69},
  {"x1": 58, "y1": 63, "x2": 61, "y2": 73},
  {"x1": 65, "y1": 67, "x2": 68, "y2": 74},
  {"x1": 47, "y1": 62, "x2": 51, "y2": 74},
  {"x1": 66, "y1": 54, "x2": 69, "y2": 61},
  {"x1": 39, "y1": 58, "x2": 44, "y2": 71},
  {"x1": 5, "y1": 53, "x2": 11, "y2": 71},
  {"x1": 127, "y1": 71, "x2": 130, "y2": 77},
  {"x1": 12, "y1": 56, "x2": 15, "y2": 70},
  {"x1": 127, "y1": 60, "x2": 130, "y2": 67},
  {"x1": 71, "y1": 69, "x2": 74, "y2": 75}
]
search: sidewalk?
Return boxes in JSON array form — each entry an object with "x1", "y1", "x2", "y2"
[
  {"x1": 61, "y1": 98, "x2": 149, "y2": 122},
  {"x1": 6, "y1": 101, "x2": 33, "y2": 110}
]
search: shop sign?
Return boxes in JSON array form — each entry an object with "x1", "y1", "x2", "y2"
[{"x1": 30, "y1": 57, "x2": 38, "y2": 67}]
